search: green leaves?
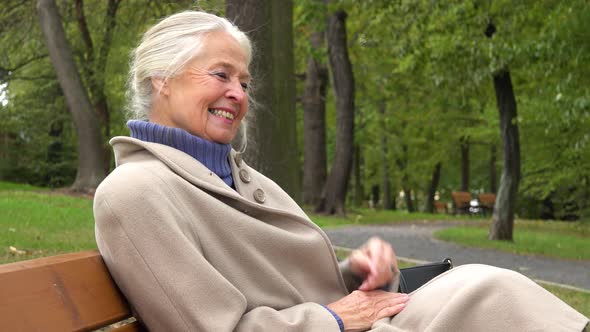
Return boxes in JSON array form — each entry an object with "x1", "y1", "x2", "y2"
[{"x1": 293, "y1": 0, "x2": 589, "y2": 218}]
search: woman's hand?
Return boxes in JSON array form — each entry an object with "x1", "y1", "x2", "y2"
[
  {"x1": 327, "y1": 290, "x2": 408, "y2": 331},
  {"x1": 348, "y1": 237, "x2": 397, "y2": 291}
]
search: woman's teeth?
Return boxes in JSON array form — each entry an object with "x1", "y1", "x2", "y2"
[{"x1": 209, "y1": 109, "x2": 235, "y2": 120}]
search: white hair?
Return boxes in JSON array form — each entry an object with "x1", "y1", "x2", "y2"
[{"x1": 127, "y1": 11, "x2": 253, "y2": 150}]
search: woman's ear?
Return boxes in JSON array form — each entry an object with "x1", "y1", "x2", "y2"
[{"x1": 151, "y1": 77, "x2": 170, "y2": 96}]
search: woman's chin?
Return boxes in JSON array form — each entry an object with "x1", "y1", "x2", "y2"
[{"x1": 207, "y1": 131, "x2": 236, "y2": 145}]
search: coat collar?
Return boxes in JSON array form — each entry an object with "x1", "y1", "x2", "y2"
[{"x1": 109, "y1": 136, "x2": 303, "y2": 218}]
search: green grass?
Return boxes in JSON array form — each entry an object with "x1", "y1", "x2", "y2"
[
  {"x1": 0, "y1": 181, "x2": 48, "y2": 191},
  {"x1": 1, "y1": 181, "x2": 588, "y2": 316},
  {"x1": 0, "y1": 183, "x2": 96, "y2": 264},
  {"x1": 434, "y1": 221, "x2": 590, "y2": 260},
  {"x1": 309, "y1": 207, "x2": 479, "y2": 228}
]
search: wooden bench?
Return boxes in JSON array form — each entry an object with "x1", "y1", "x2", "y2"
[
  {"x1": 478, "y1": 193, "x2": 496, "y2": 214},
  {"x1": 0, "y1": 250, "x2": 146, "y2": 332},
  {"x1": 451, "y1": 191, "x2": 472, "y2": 214},
  {"x1": 434, "y1": 201, "x2": 448, "y2": 214}
]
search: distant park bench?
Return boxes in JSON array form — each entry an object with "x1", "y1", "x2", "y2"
[
  {"x1": 451, "y1": 191, "x2": 472, "y2": 214},
  {"x1": 0, "y1": 250, "x2": 145, "y2": 332},
  {"x1": 434, "y1": 201, "x2": 448, "y2": 214},
  {"x1": 478, "y1": 193, "x2": 496, "y2": 214}
]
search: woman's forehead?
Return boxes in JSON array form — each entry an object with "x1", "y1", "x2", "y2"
[{"x1": 196, "y1": 32, "x2": 249, "y2": 74}]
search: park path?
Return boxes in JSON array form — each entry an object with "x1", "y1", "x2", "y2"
[{"x1": 324, "y1": 222, "x2": 590, "y2": 291}]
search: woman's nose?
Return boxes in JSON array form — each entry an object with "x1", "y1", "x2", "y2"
[{"x1": 225, "y1": 80, "x2": 246, "y2": 103}]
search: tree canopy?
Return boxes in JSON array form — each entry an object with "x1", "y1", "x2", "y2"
[{"x1": 1, "y1": 0, "x2": 588, "y2": 222}]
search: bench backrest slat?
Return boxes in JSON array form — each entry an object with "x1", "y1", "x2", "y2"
[
  {"x1": 478, "y1": 193, "x2": 496, "y2": 208},
  {"x1": 0, "y1": 250, "x2": 140, "y2": 332},
  {"x1": 451, "y1": 191, "x2": 472, "y2": 207}
]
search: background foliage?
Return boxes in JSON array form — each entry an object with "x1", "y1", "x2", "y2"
[{"x1": 1, "y1": 0, "x2": 588, "y2": 221}]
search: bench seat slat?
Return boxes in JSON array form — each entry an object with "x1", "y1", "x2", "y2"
[{"x1": 0, "y1": 250, "x2": 139, "y2": 332}]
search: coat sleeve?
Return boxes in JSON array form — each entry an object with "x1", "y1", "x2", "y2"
[{"x1": 94, "y1": 169, "x2": 341, "y2": 332}]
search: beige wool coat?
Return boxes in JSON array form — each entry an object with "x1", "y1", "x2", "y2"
[{"x1": 94, "y1": 137, "x2": 588, "y2": 332}]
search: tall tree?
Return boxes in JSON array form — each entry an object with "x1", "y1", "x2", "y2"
[
  {"x1": 302, "y1": 30, "x2": 328, "y2": 206},
  {"x1": 488, "y1": 68, "x2": 521, "y2": 240},
  {"x1": 460, "y1": 137, "x2": 470, "y2": 191},
  {"x1": 425, "y1": 162, "x2": 442, "y2": 213},
  {"x1": 2, "y1": 1, "x2": 197, "y2": 187},
  {"x1": 74, "y1": 0, "x2": 121, "y2": 170},
  {"x1": 226, "y1": 0, "x2": 301, "y2": 200},
  {"x1": 489, "y1": 144, "x2": 497, "y2": 193},
  {"x1": 315, "y1": 9, "x2": 355, "y2": 215},
  {"x1": 394, "y1": 139, "x2": 415, "y2": 212},
  {"x1": 486, "y1": 22, "x2": 521, "y2": 241},
  {"x1": 379, "y1": 101, "x2": 392, "y2": 209},
  {"x1": 37, "y1": 0, "x2": 105, "y2": 191},
  {"x1": 352, "y1": 144, "x2": 363, "y2": 206}
]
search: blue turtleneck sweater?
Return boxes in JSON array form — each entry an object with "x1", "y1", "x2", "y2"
[{"x1": 127, "y1": 120, "x2": 234, "y2": 188}]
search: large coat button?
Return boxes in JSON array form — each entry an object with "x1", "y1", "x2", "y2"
[
  {"x1": 253, "y1": 188, "x2": 266, "y2": 203},
  {"x1": 239, "y1": 169, "x2": 251, "y2": 183}
]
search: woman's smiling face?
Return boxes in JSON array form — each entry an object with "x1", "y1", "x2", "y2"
[{"x1": 150, "y1": 31, "x2": 250, "y2": 144}]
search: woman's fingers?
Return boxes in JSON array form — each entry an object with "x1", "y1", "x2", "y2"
[
  {"x1": 360, "y1": 268, "x2": 391, "y2": 291},
  {"x1": 368, "y1": 237, "x2": 395, "y2": 270},
  {"x1": 349, "y1": 249, "x2": 373, "y2": 277},
  {"x1": 350, "y1": 252, "x2": 384, "y2": 291},
  {"x1": 357, "y1": 238, "x2": 395, "y2": 290},
  {"x1": 359, "y1": 261, "x2": 379, "y2": 291},
  {"x1": 375, "y1": 293, "x2": 408, "y2": 317},
  {"x1": 327, "y1": 290, "x2": 409, "y2": 331},
  {"x1": 350, "y1": 237, "x2": 400, "y2": 291}
]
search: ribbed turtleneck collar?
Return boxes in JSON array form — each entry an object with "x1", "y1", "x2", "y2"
[{"x1": 127, "y1": 120, "x2": 234, "y2": 188}]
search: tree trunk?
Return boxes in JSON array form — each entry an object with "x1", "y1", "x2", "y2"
[
  {"x1": 75, "y1": 0, "x2": 120, "y2": 172},
  {"x1": 45, "y1": 119, "x2": 64, "y2": 186},
  {"x1": 96, "y1": 0, "x2": 119, "y2": 171},
  {"x1": 37, "y1": 0, "x2": 105, "y2": 191},
  {"x1": 315, "y1": 10, "x2": 355, "y2": 216},
  {"x1": 302, "y1": 30, "x2": 328, "y2": 206},
  {"x1": 352, "y1": 144, "x2": 363, "y2": 207},
  {"x1": 382, "y1": 158, "x2": 392, "y2": 210},
  {"x1": 226, "y1": 0, "x2": 300, "y2": 200},
  {"x1": 489, "y1": 69, "x2": 521, "y2": 241},
  {"x1": 425, "y1": 162, "x2": 442, "y2": 213},
  {"x1": 403, "y1": 187, "x2": 414, "y2": 212},
  {"x1": 490, "y1": 144, "x2": 497, "y2": 193},
  {"x1": 395, "y1": 143, "x2": 413, "y2": 212},
  {"x1": 486, "y1": 22, "x2": 521, "y2": 241},
  {"x1": 371, "y1": 184, "x2": 379, "y2": 209},
  {"x1": 380, "y1": 101, "x2": 391, "y2": 210},
  {"x1": 460, "y1": 137, "x2": 469, "y2": 191}
]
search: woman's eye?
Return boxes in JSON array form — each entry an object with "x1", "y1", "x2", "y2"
[
  {"x1": 211, "y1": 72, "x2": 228, "y2": 80},
  {"x1": 209, "y1": 71, "x2": 229, "y2": 81},
  {"x1": 241, "y1": 82, "x2": 249, "y2": 91}
]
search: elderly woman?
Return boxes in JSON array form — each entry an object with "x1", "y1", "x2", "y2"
[{"x1": 94, "y1": 11, "x2": 588, "y2": 332}]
